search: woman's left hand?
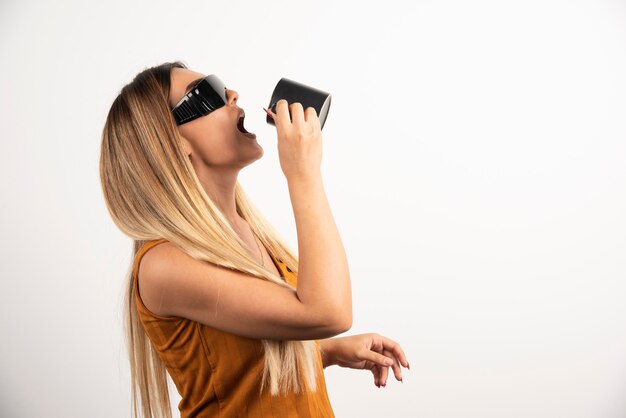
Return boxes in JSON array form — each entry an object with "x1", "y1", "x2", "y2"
[{"x1": 323, "y1": 333, "x2": 410, "y2": 388}]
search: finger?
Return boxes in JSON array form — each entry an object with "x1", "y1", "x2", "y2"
[
  {"x1": 360, "y1": 348, "x2": 394, "y2": 371},
  {"x1": 304, "y1": 106, "x2": 317, "y2": 122},
  {"x1": 383, "y1": 348, "x2": 403, "y2": 383},
  {"x1": 380, "y1": 335, "x2": 410, "y2": 369},
  {"x1": 304, "y1": 106, "x2": 321, "y2": 134},
  {"x1": 378, "y1": 353, "x2": 389, "y2": 387},
  {"x1": 368, "y1": 342, "x2": 389, "y2": 387},
  {"x1": 367, "y1": 342, "x2": 392, "y2": 387},
  {"x1": 288, "y1": 102, "x2": 305, "y2": 127},
  {"x1": 274, "y1": 99, "x2": 291, "y2": 126},
  {"x1": 263, "y1": 107, "x2": 275, "y2": 120},
  {"x1": 363, "y1": 349, "x2": 390, "y2": 387},
  {"x1": 305, "y1": 106, "x2": 322, "y2": 133},
  {"x1": 369, "y1": 362, "x2": 381, "y2": 388}
]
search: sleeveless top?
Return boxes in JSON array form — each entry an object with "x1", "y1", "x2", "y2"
[{"x1": 132, "y1": 238, "x2": 336, "y2": 418}]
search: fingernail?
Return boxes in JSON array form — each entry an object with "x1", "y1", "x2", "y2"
[
  {"x1": 400, "y1": 378, "x2": 403, "y2": 383},
  {"x1": 382, "y1": 381, "x2": 386, "y2": 387},
  {"x1": 385, "y1": 359, "x2": 393, "y2": 365},
  {"x1": 407, "y1": 361, "x2": 410, "y2": 370}
]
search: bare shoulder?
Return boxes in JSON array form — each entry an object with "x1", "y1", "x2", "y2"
[
  {"x1": 139, "y1": 241, "x2": 192, "y2": 273},
  {"x1": 138, "y1": 241, "x2": 233, "y2": 282},
  {"x1": 136, "y1": 241, "x2": 197, "y2": 317}
]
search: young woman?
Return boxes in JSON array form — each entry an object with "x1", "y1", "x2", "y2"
[{"x1": 99, "y1": 61, "x2": 409, "y2": 417}]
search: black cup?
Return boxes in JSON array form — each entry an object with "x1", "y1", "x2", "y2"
[{"x1": 266, "y1": 78, "x2": 332, "y2": 130}]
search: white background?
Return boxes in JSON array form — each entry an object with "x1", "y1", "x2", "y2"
[{"x1": 1, "y1": 0, "x2": 625, "y2": 417}]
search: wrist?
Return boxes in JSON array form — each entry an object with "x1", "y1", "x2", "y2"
[
  {"x1": 319, "y1": 338, "x2": 335, "y2": 369},
  {"x1": 286, "y1": 172, "x2": 323, "y2": 188}
]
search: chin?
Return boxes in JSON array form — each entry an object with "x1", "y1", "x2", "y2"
[{"x1": 240, "y1": 140, "x2": 263, "y2": 161}]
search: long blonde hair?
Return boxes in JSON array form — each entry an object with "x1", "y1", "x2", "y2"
[{"x1": 99, "y1": 61, "x2": 321, "y2": 418}]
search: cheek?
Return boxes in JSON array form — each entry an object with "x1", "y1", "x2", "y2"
[
  {"x1": 182, "y1": 118, "x2": 238, "y2": 159},
  {"x1": 200, "y1": 118, "x2": 237, "y2": 147}
]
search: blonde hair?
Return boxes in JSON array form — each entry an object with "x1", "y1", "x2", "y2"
[{"x1": 99, "y1": 61, "x2": 321, "y2": 418}]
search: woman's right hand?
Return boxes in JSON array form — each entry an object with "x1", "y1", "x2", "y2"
[{"x1": 265, "y1": 99, "x2": 323, "y2": 182}]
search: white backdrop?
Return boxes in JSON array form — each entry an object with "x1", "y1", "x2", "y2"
[{"x1": 1, "y1": 0, "x2": 625, "y2": 417}]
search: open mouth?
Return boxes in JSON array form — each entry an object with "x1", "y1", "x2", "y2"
[{"x1": 237, "y1": 110, "x2": 251, "y2": 134}]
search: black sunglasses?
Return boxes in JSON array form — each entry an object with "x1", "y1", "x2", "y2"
[{"x1": 171, "y1": 75, "x2": 228, "y2": 126}]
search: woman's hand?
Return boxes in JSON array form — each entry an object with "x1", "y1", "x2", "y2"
[
  {"x1": 263, "y1": 100, "x2": 323, "y2": 182},
  {"x1": 323, "y1": 333, "x2": 410, "y2": 388}
]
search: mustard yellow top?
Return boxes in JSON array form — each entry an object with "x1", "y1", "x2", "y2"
[{"x1": 132, "y1": 238, "x2": 336, "y2": 417}]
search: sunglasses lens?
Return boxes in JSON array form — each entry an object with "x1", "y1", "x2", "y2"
[
  {"x1": 173, "y1": 75, "x2": 228, "y2": 125},
  {"x1": 195, "y1": 75, "x2": 227, "y2": 111}
]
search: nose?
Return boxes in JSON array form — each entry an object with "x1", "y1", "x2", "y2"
[{"x1": 226, "y1": 88, "x2": 238, "y2": 105}]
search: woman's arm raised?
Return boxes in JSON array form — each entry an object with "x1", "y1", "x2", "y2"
[
  {"x1": 137, "y1": 100, "x2": 352, "y2": 341},
  {"x1": 137, "y1": 236, "x2": 350, "y2": 341},
  {"x1": 137, "y1": 174, "x2": 352, "y2": 341}
]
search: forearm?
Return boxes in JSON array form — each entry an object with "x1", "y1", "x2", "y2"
[{"x1": 287, "y1": 175, "x2": 352, "y2": 327}]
